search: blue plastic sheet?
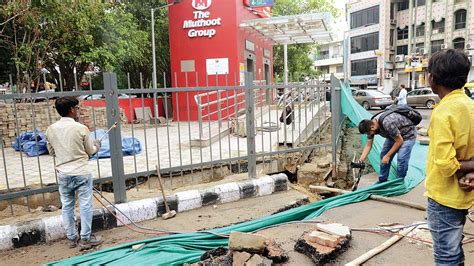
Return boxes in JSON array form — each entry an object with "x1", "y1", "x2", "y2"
[
  {"x1": 12, "y1": 129, "x2": 49, "y2": 157},
  {"x1": 90, "y1": 129, "x2": 142, "y2": 159}
]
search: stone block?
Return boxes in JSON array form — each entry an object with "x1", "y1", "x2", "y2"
[
  {"x1": 176, "y1": 190, "x2": 202, "y2": 212},
  {"x1": 238, "y1": 181, "x2": 256, "y2": 199},
  {"x1": 43, "y1": 215, "x2": 65, "y2": 242},
  {"x1": 232, "y1": 251, "x2": 252, "y2": 266},
  {"x1": 295, "y1": 230, "x2": 351, "y2": 264},
  {"x1": 215, "y1": 183, "x2": 241, "y2": 203},
  {"x1": 200, "y1": 188, "x2": 219, "y2": 206},
  {"x1": 245, "y1": 254, "x2": 272, "y2": 266},
  {"x1": 316, "y1": 223, "x2": 351, "y2": 238},
  {"x1": 252, "y1": 176, "x2": 274, "y2": 196},
  {"x1": 228, "y1": 232, "x2": 267, "y2": 253},
  {"x1": 271, "y1": 173, "x2": 288, "y2": 192},
  {"x1": 307, "y1": 231, "x2": 340, "y2": 248}
]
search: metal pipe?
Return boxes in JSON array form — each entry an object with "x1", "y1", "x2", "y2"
[
  {"x1": 151, "y1": 8, "x2": 157, "y2": 91},
  {"x1": 174, "y1": 72, "x2": 184, "y2": 182}
]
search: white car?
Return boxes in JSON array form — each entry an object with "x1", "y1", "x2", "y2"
[{"x1": 78, "y1": 94, "x2": 137, "y2": 100}]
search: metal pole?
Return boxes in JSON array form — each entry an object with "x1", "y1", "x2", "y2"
[
  {"x1": 9, "y1": 74, "x2": 13, "y2": 93},
  {"x1": 343, "y1": 33, "x2": 349, "y2": 85},
  {"x1": 411, "y1": 0, "x2": 418, "y2": 90},
  {"x1": 104, "y1": 72, "x2": 127, "y2": 203},
  {"x1": 151, "y1": 8, "x2": 157, "y2": 90},
  {"x1": 74, "y1": 68, "x2": 78, "y2": 91},
  {"x1": 330, "y1": 74, "x2": 341, "y2": 178},
  {"x1": 284, "y1": 44, "x2": 289, "y2": 84},
  {"x1": 42, "y1": 72, "x2": 47, "y2": 89},
  {"x1": 245, "y1": 72, "x2": 256, "y2": 179}
]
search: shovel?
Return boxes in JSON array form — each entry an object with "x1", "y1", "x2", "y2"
[{"x1": 156, "y1": 164, "x2": 176, "y2": 220}]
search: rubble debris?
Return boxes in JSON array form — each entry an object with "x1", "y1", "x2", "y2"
[
  {"x1": 294, "y1": 225, "x2": 351, "y2": 264},
  {"x1": 245, "y1": 254, "x2": 272, "y2": 266},
  {"x1": 263, "y1": 240, "x2": 289, "y2": 263},
  {"x1": 271, "y1": 198, "x2": 310, "y2": 215},
  {"x1": 187, "y1": 253, "x2": 233, "y2": 266},
  {"x1": 190, "y1": 237, "x2": 289, "y2": 266},
  {"x1": 326, "y1": 181, "x2": 335, "y2": 187},
  {"x1": 228, "y1": 232, "x2": 267, "y2": 253},
  {"x1": 131, "y1": 243, "x2": 145, "y2": 251},
  {"x1": 232, "y1": 251, "x2": 252, "y2": 266},
  {"x1": 200, "y1": 247, "x2": 229, "y2": 261},
  {"x1": 297, "y1": 163, "x2": 327, "y2": 186}
]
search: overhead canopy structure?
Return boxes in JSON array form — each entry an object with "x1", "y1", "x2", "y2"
[
  {"x1": 240, "y1": 12, "x2": 334, "y2": 45},
  {"x1": 240, "y1": 12, "x2": 334, "y2": 83}
]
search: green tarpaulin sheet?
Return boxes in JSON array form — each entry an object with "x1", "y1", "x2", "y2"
[{"x1": 47, "y1": 82, "x2": 427, "y2": 265}]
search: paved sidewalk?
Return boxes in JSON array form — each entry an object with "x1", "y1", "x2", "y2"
[{"x1": 0, "y1": 103, "x2": 328, "y2": 190}]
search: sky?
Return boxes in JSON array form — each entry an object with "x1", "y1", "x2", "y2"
[{"x1": 333, "y1": 0, "x2": 348, "y2": 40}]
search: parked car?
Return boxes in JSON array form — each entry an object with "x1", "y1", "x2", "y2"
[
  {"x1": 34, "y1": 89, "x2": 57, "y2": 102},
  {"x1": 78, "y1": 93, "x2": 137, "y2": 100},
  {"x1": 406, "y1": 88, "x2": 440, "y2": 109},
  {"x1": 352, "y1": 89, "x2": 393, "y2": 110}
]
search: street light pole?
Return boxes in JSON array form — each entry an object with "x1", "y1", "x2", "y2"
[
  {"x1": 411, "y1": 0, "x2": 418, "y2": 90},
  {"x1": 151, "y1": 8, "x2": 157, "y2": 90},
  {"x1": 151, "y1": 1, "x2": 182, "y2": 90}
]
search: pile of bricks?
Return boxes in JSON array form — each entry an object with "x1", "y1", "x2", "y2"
[
  {"x1": 0, "y1": 101, "x2": 126, "y2": 148},
  {"x1": 295, "y1": 223, "x2": 351, "y2": 264}
]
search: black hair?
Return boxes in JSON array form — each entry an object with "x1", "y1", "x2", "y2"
[
  {"x1": 55, "y1": 96, "x2": 79, "y2": 117},
  {"x1": 428, "y1": 49, "x2": 471, "y2": 90},
  {"x1": 358, "y1": 119, "x2": 372, "y2": 135}
]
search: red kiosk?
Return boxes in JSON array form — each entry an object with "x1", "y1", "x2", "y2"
[{"x1": 168, "y1": 0, "x2": 275, "y2": 121}]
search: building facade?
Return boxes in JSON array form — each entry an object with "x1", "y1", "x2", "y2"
[
  {"x1": 346, "y1": 0, "x2": 474, "y2": 92},
  {"x1": 168, "y1": 0, "x2": 274, "y2": 120},
  {"x1": 313, "y1": 41, "x2": 344, "y2": 82}
]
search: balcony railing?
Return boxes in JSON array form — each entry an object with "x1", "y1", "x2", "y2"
[{"x1": 314, "y1": 54, "x2": 343, "y2": 61}]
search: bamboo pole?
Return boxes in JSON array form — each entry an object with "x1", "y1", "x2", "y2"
[
  {"x1": 308, "y1": 185, "x2": 426, "y2": 211},
  {"x1": 345, "y1": 227, "x2": 417, "y2": 266}
]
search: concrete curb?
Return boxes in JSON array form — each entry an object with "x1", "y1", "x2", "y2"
[{"x1": 0, "y1": 173, "x2": 288, "y2": 251}]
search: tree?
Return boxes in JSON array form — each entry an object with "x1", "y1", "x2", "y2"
[
  {"x1": 41, "y1": 1, "x2": 109, "y2": 91},
  {"x1": 0, "y1": 0, "x2": 52, "y2": 91},
  {"x1": 122, "y1": 0, "x2": 172, "y2": 89},
  {"x1": 272, "y1": 0, "x2": 339, "y2": 82}
]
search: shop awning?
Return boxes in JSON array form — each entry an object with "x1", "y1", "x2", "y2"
[{"x1": 239, "y1": 12, "x2": 334, "y2": 45}]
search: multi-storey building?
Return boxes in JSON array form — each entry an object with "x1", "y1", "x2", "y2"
[
  {"x1": 346, "y1": 0, "x2": 473, "y2": 92},
  {"x1": 313, "y1": 40, "x2": 344, "y2": 82}
]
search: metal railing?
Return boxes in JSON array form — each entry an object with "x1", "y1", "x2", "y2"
[{"x1": 0, "y1": 72, "x2": 343, "y2": 215}]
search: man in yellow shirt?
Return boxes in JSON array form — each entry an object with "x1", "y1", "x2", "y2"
[{"x1": 425, "y1": 49, "x2": 474, "y2": 265}]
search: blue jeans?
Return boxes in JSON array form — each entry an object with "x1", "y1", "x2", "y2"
[
  {"x1": 427, "y1": 198, "x2": 468, "y2": 265},
  {"x1": 379, "y1": 138, "x2": 416, "y2": 182},
  {"x1": 58, "y1": 173, "x2": 93, "y2": 241}
]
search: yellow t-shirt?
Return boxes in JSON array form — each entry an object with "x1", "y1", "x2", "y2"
[{"x1": 424, "y1": 89, "x2": 474, "y2": 210}]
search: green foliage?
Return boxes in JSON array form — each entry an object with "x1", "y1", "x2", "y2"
[
  {"x1": 272, "y1": 0, "x2": 338, "y2": 82},
  {"x1": 0, "y1": 0, "x2": 171, "y2": 90}
]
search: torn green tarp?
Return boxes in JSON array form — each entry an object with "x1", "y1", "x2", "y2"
[{"x1": 47, "y1": 82, "x2": 427, "y2": 266}]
